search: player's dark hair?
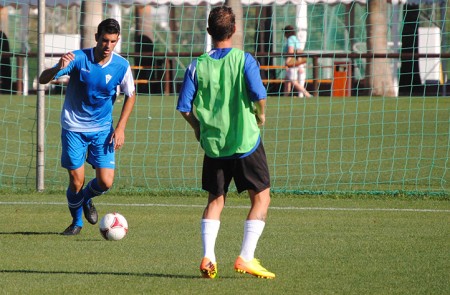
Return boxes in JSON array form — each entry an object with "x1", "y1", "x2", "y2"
[
  {"x1": 97, "y1": 18, "x2": 121, "y2": 36},
  {"x1": 284, "y1": 25, "x2": 296, "y2": 38},
  {"x1": 208, "y1": 6, "x2": 235, "y2": 41}
]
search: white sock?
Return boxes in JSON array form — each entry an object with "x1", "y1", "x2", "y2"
[
  {"x1": 201, "y1": 219, "x2": 220, "y2": 264},
  {"x1": 239, "y1": 220, "x2": 265, "y2": 261}
]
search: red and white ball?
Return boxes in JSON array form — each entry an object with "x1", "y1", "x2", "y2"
[{"x1": 99, "y1": 212, "x2": 128, "y2": 241}]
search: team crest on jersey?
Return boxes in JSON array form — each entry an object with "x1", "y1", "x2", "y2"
[{"x1": 105, "y1": 74, "x2": 112, "y2": 84}]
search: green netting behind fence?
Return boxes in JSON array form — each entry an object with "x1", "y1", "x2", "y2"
[{"x1": 0, "y1": 1, "x2": 448, "y2": 195}]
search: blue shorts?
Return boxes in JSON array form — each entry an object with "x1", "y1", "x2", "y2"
[{"x1": 61, "y1": 128, "x2": 115, "y2": 170}]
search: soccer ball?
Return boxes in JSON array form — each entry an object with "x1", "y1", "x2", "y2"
[{"x1": 99, "y1": 212, "x2": 128, "y2": 241}]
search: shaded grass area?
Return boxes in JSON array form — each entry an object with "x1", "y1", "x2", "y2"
[{"x1": 1, "y1": 194, "x2": 449, "y2": 294}]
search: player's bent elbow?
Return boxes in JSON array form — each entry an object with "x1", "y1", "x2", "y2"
[
  {"x1": 38, "y1": 78, "x2": 48, "y2": 85},
  {"x1": 38, "y1": 75, "x2": 51, "y2": 85}
]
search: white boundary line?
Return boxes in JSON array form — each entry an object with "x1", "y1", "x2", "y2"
[{"x1": 0, "y1": 201, "x2": 449, "y2": 213}]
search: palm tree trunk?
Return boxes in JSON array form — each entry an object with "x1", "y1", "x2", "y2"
[
  {"x1": 366, "y1": 0, "x2": 396, "y2": 96},
  {"x1": 226, "y1": 0, "x2": 243, "y2": 50},
  {"x1": 135, "y1": 5, "x2": 156, "y2": 94},
  {"x1": 80, "y1": 0, "x2": 102, "y2": 48}
]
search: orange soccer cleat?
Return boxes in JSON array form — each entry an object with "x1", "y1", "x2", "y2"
[
  {"x1": 234, "y1": 256, "x2": 275, "y2": 279},
  {"x1": 200, "y1": 257, "x2": 218, "y2": 279}
]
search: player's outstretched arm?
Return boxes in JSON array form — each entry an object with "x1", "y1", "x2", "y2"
[
  {"x1": 38, "y1": 67, "x2": 60, "y2": 84},
  {"x1": 39, "y1": 52, "x2": 75, "y2": 84}
]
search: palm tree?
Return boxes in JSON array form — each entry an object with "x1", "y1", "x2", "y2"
[
  {"x1": 365, "y1": 0, "x2": 396, "y2": 96},
  {"x1": 80, "y1": 0, "x2": 102, "y2": 48},
  {"x1": 135, "y1": 5, "x2": 154, "y2": 43},
  {"x1": 226, "y1": 0, "x2": 243, "y2": 50},
  {"x1": 134, "y1": 5, "x2": 155, "y2": 94}
]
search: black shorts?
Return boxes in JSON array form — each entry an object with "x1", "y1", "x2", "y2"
[{"x1": 202, "y1": 141, "x2": 271, "y2": 196}]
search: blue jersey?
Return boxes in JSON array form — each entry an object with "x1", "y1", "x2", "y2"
[
  {"x1": 54, "y1": 48, "x2": 135, "y2": 132},
  {"x1": 176, "y1": 48, "x2": 267, "y2": 113}
]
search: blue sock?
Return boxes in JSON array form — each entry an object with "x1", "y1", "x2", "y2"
[
  {"x1": 66, "y1": 188, "x2": 84, "y2": 227},
  {"x1": 82, "y1": 178, "x2": 108, "y2": 205}
]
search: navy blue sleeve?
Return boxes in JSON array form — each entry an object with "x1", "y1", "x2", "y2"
[
  {"x1": 244, "y1": 53, "x2": 267, "y2": 101},
  {"x1": 176, "y1": 60, "x2": 197, "y2": 113}
]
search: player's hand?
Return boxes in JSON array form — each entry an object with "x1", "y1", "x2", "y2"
[
  {"x1": 111, "y1": 128, "x2": 125, "y2": 150},
  {"x1": 58, "y1": 52, "x2": 75, "y2": 70},
  {"x1": 256, "y1": 113, "x2": 265, "y2": 126}
]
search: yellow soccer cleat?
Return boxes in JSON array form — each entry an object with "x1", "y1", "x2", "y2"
[
  {"x1": 200, "y1": 257, "x2": 218, "y2": 279},
  {"x1": 234, "y1": 256, "x2": 275, "y2": 279}
]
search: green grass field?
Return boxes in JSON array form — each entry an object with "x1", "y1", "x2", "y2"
[
  {"x1": 0, "y1": 94, "x2": 449, "y2": 293},
  {"x1": 1, "y1": 193, "x2": 449, "y2": 294}
]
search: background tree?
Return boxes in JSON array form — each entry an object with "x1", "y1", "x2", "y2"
[
  {"x1": 365, "y1": 0, "x2": 396, "y2": 97},
  {"x1": 226, "y1": 0, "x2": 244, "y2": 50},
  {"x1": 134, "y1": 5, "x2": 156, "y2": 94},
  {"x1": 80, "y1": 0, "x2": 102, "y2": 48}
]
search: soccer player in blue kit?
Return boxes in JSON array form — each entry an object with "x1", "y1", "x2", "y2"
[
  {"x1": 39, "y1": 19, "x2": 136, "y2": 236},
  {"x1": 177, "y1": 6, "x2": 275, "y2": 279}
]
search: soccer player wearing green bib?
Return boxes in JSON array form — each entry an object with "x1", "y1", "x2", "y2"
[{"x1": 177, "y1": 6, "x2": 275, "y2": 279}]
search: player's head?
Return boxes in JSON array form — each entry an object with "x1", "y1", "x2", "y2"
[
  {"x1": 97, "y1": 18, "x2": 121, "y2": 37},
  {"x1": 95, "y1": 19, "x2": 120, "y2": 60},
  {"x1": 207, "y1": 6, "x2": 236, "y2": 42},
  {"x1": 284, "y1": 25, "x2": 296, "y2": 38}
]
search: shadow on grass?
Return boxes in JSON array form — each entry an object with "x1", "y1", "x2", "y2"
[
  {"x1": 0, "y1": 231, "x2": 61, "y2": 235},
  {"x1": 0, "y1": 231, "x2": 109, "y2": 239},
  {"x1": 0, "y1": 269, "x2": 201, "y2": 279}
]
